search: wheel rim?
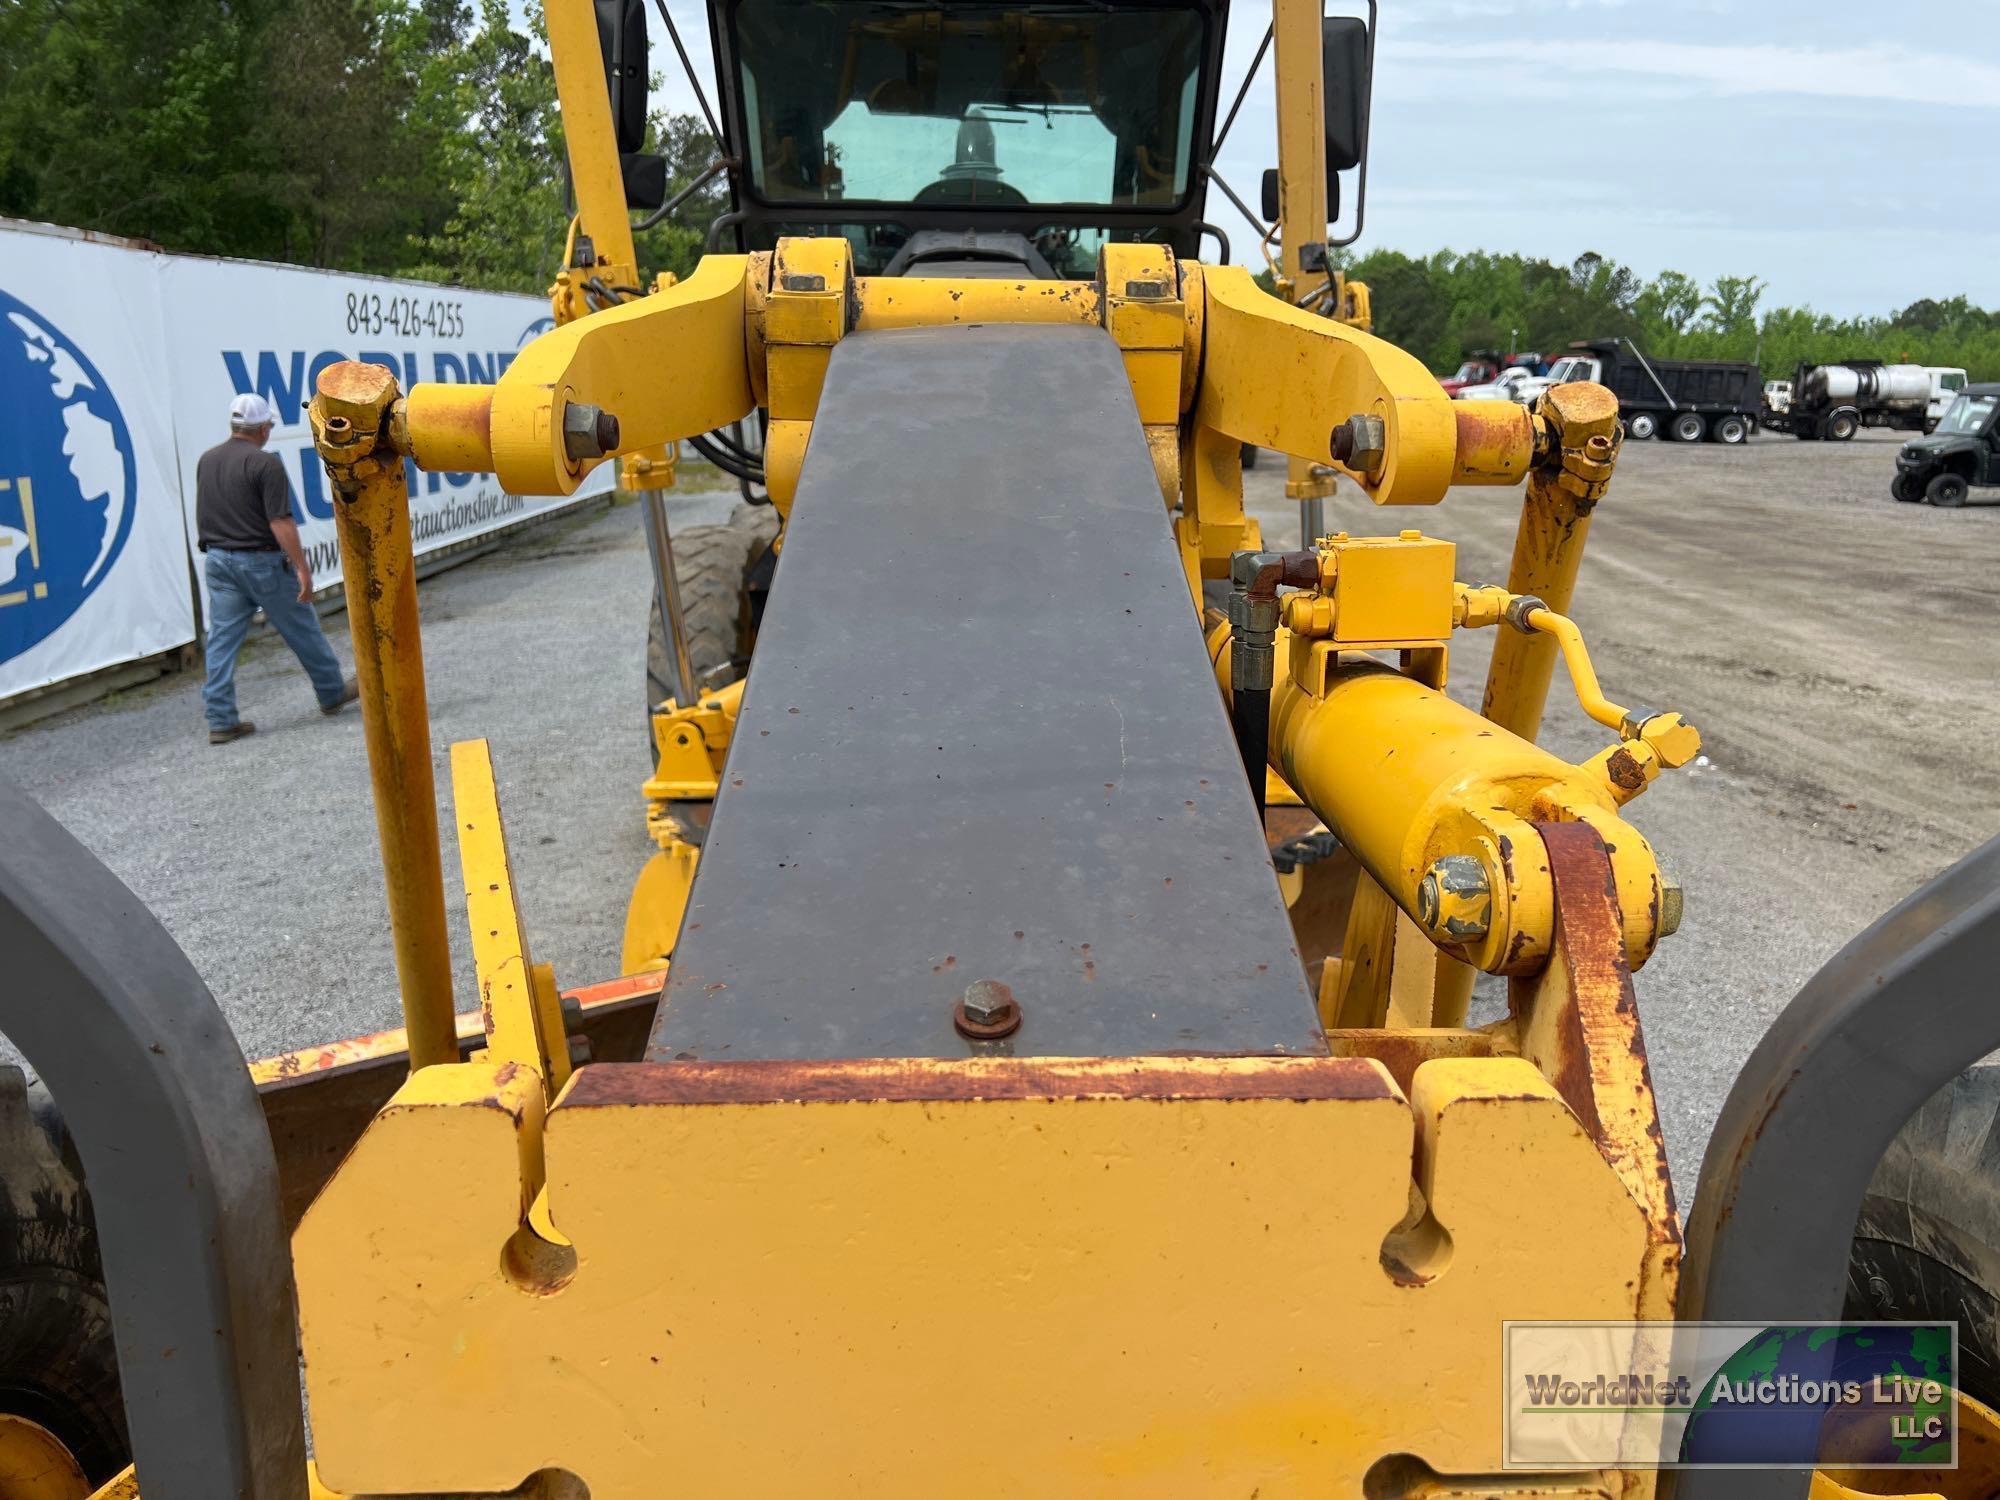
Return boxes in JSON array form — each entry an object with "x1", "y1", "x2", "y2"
[
  {"x1": 0, "y1": 1414, "x2": 88, "y2": 1500},
  {"x1": 1816, "y1": 1386, "x2": 2000, "y2": 1495}
]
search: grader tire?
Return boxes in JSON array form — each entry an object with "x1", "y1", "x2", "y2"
[
  {"x1": 0, "y1": 1068, "x2": 127, "y2": 1485},
  {"x1": 1847, "y1": 1065, "x2": 2000, "y2": 1407},
  {"x1": 644, "y1": 505, "x2": 778, "y2": 737}
]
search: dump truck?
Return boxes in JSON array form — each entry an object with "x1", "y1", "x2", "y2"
[
  {"x1": 4, "y1": 1, "x2": 2000, "y2": 1498},
  {"x1": 1544, "y1": 340, "x2": 1762, "y2": 444}
]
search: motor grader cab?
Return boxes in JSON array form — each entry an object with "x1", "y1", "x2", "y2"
[
  {"x1": 611, "y1": 0, "x2": 1383, "y2": 967},
  {"x1": 5, "y1": 3, "x2": 2000, "y2": 1499}
]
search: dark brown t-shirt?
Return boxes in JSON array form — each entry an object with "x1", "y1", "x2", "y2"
[{"x1": 195, "y1": 439, "x2": 292, "y2": 551}]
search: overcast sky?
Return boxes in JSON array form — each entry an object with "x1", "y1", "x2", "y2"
[{"x1": 644, "y1": 0, "x2": 1999, "y2": 318}]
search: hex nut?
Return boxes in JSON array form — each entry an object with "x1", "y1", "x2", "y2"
[
  {"x1": 562, "y1": 402, "x2": 620, "y2": 460},
  {"x1": 1329, "y1": 413, "x2": 1387, "y2": 473},
  {"x1": 1659, "y1": 867, "x2": 1684, "y2": 938}
]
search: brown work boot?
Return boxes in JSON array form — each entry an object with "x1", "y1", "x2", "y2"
[
  {"x1": 320, "y1": 677, "x2": 360, "y2": 716},
  {"x1": 208, "y1": 721, "x2": 256, "y2": 745}
]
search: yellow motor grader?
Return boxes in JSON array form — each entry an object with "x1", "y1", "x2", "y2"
[{"x1": 3, "y1": 2, "x2": 2000, "y2": 1498}]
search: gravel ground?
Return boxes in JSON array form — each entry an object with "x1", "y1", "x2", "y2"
[
  {"x1": 1247, "y1": 427, "x2": 2000, "y2": 1196},
  {"x1": 6, "y1": 430, "x2": 1995, "y2": 1205},
  {"x1": 0, "y1": 485, "x2": 743, "y2": 1061}
]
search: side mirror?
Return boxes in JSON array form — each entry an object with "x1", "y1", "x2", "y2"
[
  {"x1": 621, "y1": 152, "x2": 668, "y2": 211},
  {"x1": 1260, "y1": 168, "x2": 1279, "y2": 224},
  {"x1": 595, "y1": 0, "x2": 649, "y2": 158},
  {"x1": 1322, "y1": 10, "x2": 1373, "y2": 247}
]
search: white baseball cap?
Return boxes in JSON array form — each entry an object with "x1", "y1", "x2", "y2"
[{"x1": 229, "y1": 392, "x2": 278, "y2": 427}]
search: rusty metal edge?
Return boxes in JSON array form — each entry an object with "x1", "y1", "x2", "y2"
[
  {"x1": 249, "y1": 972, "x2": 666, "y2": 1092},
  {"x1": 560, "y1": 1053, "x2": 1397, "y2": 1107}
]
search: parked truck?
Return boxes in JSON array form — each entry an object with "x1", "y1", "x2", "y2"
[
  {"x1": 1764, "y1": 359, "x2": 1969, "y2": 440},
  {"x1": 1438, "y1": 350, "x2": 1544, "y2": 395},
  {"x1": 1540, "y1": 339, "x2": 1762, "y2": 443}
]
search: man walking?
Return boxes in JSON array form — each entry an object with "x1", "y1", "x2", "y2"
[{"x1": 197, "y1": 393, "x2": 356, "y2": 744}]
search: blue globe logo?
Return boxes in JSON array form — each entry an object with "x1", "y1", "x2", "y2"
[
  {"x1": 518, "y1": 315, "x2": 556, "y2": 345},
  {"x1": 0, "y1": 289, "x2": 138, "y2": 664}
]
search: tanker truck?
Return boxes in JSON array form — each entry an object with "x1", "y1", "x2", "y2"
[{"x1": 1765, "y1": 358, "x2": 1968, "y2": 440}]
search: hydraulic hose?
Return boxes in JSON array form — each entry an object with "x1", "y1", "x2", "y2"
[{"x1": 1226, "y1": 550, "x2": 1319, "y2": 822}]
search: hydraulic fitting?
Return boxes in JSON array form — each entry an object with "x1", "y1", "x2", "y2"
[
  {"x1": 1228, "y1": 549, "x2": 1319, "y2": 691},
  {"x1": 1228, "y1": 550, "x2": 1319, "y2": 818}
]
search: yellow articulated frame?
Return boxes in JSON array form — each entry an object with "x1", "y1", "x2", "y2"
[{"x1": 389, "y1": 241, "x2": 1512, "y2": 517}]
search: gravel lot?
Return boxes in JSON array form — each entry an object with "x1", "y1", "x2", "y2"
[
  {"x1": 6, "y1": 429, "x2": 1995, "y2": 1202},
  {"x1": 0, "y1": 486, "x2": 742, "y2": 1061}
]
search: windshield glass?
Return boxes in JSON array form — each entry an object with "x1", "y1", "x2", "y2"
[
  {"x1": 1937, "y1": 394, "x2": 1997, "y2": 436},
  {"x1": 1449, "y1": 363, "x2": 1484, "y2": 382},
  {"x1": 732, "y1": 0, "x2": 1208, "y2": 208},
  {"x1": 1548, "y1": 357, "x2": 1588, "y2": 383}
]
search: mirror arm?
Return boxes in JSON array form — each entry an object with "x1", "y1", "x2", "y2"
[{"x1": 1328, "y1": 0, "x2": 1375, "y2": 250}]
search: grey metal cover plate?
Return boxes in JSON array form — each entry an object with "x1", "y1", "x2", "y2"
[{"x1": 648, "y1": 323, "x2": 1323, "y2": 1060}]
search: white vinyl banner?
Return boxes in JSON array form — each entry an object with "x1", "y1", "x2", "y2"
[
  {"x1": 0, "y1": 217, "x2": 608, "y2": 702},
  {"x1": 158, "y1": 256, "x2": 611, "y2": 598},
  {"x1": 0, "y1": 225, "x2": 195, "y2": 697}
]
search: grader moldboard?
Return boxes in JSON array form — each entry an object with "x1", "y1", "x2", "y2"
[{"x1": 4, "y1": 1, "x2": 2000, "y2": 1497}]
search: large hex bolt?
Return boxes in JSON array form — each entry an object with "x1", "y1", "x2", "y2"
[
  {"x1": 1658, "y1": 863, "x2": 1684, "y2": 938},
  {"x1": 562, "y1": 402, "x2": 621, "y2": 461},
  {"x1": 1328, "y1": 412, "x2": 1387, "y2": 473},
  {"x1": 1415, "y1": 855, "x2": 1494, "y2": 943},
  {"x1": 954, "y1": 979, "x2": 1023, "y2": 1040}
]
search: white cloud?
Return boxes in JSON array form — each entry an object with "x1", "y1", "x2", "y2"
[{"x1": 1396, "y1": 37, "x2": 2000, "y2": 108}]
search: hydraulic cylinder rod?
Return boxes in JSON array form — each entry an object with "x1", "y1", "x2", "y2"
[
  {"x1": 1480, "y1": 382, "x2": 1622, "y2": 740},
  {"x1": 309, "y1": 362, "x2": 458, "y2": 1070}
]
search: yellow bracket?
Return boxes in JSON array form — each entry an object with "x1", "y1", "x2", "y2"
[
  {"x1": 644, "y1": 676, "x2": 743, "y2": 806},
  {"x1": 1101, "y1": 242, "x2": 1186, "y2": 504},
  {"x1": 762, "y1": 238, "x2": 853, "y2": 512},
  {"x1": 449, "y1": 738, "x2": 572, "y2": 1095},
  {"x1": 418, "y1": 255, "x2": 757, "y2": 496},
  {"x1": 1191, "y1": 264, "x2": 1461, "y2": 506},
  {"x1": 619, "y1": 442, "x2": 678, "y2": 492}
]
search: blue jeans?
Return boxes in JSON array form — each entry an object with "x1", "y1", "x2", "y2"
[{"x1": 201, "y1": 549, "x2": 346, "y2": 729}]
